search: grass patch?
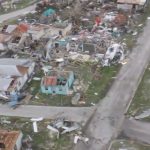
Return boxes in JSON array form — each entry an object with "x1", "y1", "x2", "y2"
[
  {"x1": 126, "y1": 2, "x2": 150, "y2": 119},
  {"x1": 111, "y1": 139, "x2": 150, "y2": 150},
  {"x1": 3, "y1": 18, "x2": 18, "y2": 25},
  {"x1": 122, "y1": 34, "x2": 136, "y2": 50},
  {"x1": 0, "y1": 116, "x2": 73, "y2": 150},
  {"x1": 128, "y1": 65, "x2": 150, "y2": 117},
  {"x1": 27, "y1": 62, "x2": 120, "y2": 106},
  {"x1": 84, "y1": 64, "x2": 121, "y2": 105}
]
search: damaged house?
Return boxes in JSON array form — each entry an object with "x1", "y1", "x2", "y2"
[
  {"x1": 0, "y1": 58, "x2": 35, "y2": 96},
  {"x1": 41, "y1": 70, "x2": 74, "y2": 95},
  {"x1": 6, "y1": 24, "x2": 29, "y2": 50},
  {"x1": 8, "y1": 23, "x2": 48, "y2": 49},
  {"x1": 117, "y1": 0, "x2": 148, "y2": 11},
  {"x1": 0, "y1": 130, "x2": 23, "y2": 150},
  {"x1": 44, "y1": 23, "x2": 72, "y2": 38}
]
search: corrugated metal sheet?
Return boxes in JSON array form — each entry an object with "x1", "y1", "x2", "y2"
[
  {"x1": 117, "y1": 0, "x2": 147, "y2": 5},
  {"x1": 0, "y1": 65, "x2": 22, "y2": 76},
  {"x1": 5, "y1": 25, "x2": 17, "y2": 33},
  {"x1": 0, "y1": 58, "x2": 33, "y2": 67},
  {"x1": 0, "y1": 78, "x2": 13, "y2": 91}
]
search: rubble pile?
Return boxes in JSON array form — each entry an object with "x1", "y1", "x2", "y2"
[
  {"x1": 0, "y1": 0, "x2": 147, "y2": 107},
  {"x1": 0, "y1": 0, "x2": 149, "y2": 149}
]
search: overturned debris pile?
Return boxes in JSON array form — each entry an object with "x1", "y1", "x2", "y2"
[{"x1": 47, "y1": 118, "x2": 81, "y2": 139}]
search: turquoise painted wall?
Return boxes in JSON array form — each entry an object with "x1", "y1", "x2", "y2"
[{"x1": 41, "y1": 71, "x2": 74, "y2": 95}]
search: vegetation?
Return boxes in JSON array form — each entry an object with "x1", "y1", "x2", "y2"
[
  {"x1": 111, "y1": 139, "x2": 150, "y2": 150},
  {"x1": 128, "y1": 64, "x2": 150, "y2": 118}
]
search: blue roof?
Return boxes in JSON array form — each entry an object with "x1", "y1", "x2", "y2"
[{"x1": 43, "y1": 8, "x2": 56, "y2": 17}]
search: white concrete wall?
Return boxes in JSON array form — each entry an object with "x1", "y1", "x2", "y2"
[{"x1": 15, "y1": 132, "x2": 23, "y2": 150}]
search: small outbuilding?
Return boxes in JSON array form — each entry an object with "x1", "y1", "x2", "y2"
[{"x1": 41, "y1": 70, "x2": 74, "y2": 95}]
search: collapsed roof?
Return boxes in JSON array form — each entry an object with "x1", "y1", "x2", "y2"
[{"x1": 0, "y1": 130, "x2": 21, "y2": 150}]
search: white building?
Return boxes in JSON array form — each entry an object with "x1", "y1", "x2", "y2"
[{"x1": 0, "y1": 58, "x2": 35, "y2": 94}]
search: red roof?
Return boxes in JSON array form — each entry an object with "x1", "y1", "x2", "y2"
[
  {"x1": 17, "y1": 23, "x2": 29, "y2": 33},
  {"x1": 43, "y1": 76, "x2": 57, "y2": 86},
  {"x1": 0, "y1": 130, "x2": 21, "y2": 150}
]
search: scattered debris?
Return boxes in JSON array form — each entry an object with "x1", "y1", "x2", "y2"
[
  {"x1": 135, "y1": 109, "x2": 150, "y2": 120},
  {"x1": 71, "y1": 93, "x2": 81, "y2": 105},
  {"x1": 47, "y1": 118, "x2": 81, "y2": 138},
  {"x1": 91, "y1": 103, "x2": 96, "y2": 106},
  {"x1": 31, "y1": 117, "x2": 43, "y2": 133},
  {"x1": 94, "y1": 93, "x2": 98, "y2": 96},
  {"x1": 22, "y1": 135, "x2": 33, "y2": 150},
  {"x1": 0, "y1": 0, "x2": 138, "y2": 107},
  {"x1": 33, "y1": 77, "x2": 41, "y2": 81},
  {"x1": 47, "y1": 125, "x2": 60, "y2": 139},
  {"x1": 102, "y1": 43, "x2": 124, "y2": 66},
  {"x1": 74, "y1": 135, "x2": 89, "y2": 144}
]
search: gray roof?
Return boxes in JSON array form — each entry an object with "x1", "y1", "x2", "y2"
[
  {"x1": 0, "y1": 78, "x2": 13, "y2": 91},
  {"x1": 0, "y1": 58, "x2": 33, "y2": 67},
  {"x1": 0, "y1": 65, "x2": 22, "y2": 76}
]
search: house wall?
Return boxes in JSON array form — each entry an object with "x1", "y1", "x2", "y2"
[
  {"x1": 67, "y1": 71, "x2": 74, "y2": 87},
  {"x1": 41, "y1": 84, "x2": 68, "y2": 95},
  {"x1": 14, "y1": 62, "x2": 35, "y2": 92},
  {"x1": 28, "y1": 62, "x2": 35, "y2": 76},
  {"x1": 16, "y1": 74, "x2": 28, "y2": 91},
  {"x1": 14, "y1": 132, "x2": 23, "y2": 150}
]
